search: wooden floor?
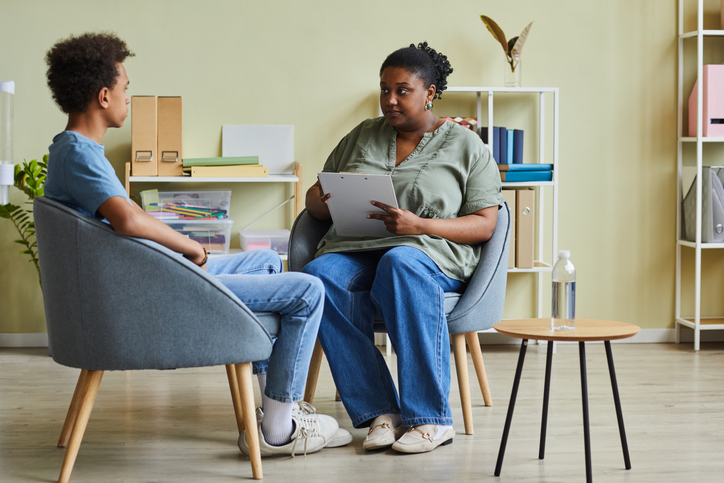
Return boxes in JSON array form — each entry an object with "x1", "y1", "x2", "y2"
[{"x1": 1, "y1": 342, "x2": 723, "y2": 482}]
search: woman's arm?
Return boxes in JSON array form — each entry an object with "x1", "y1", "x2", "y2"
[
  {"x1": 98, "y1": 196, "x2": 208, "y2": 268},
  {"x1": 305, "y1": 180, "x2": 332, "y2": 221},
  {"x1": 368, "y1": 202, "x2": 499, "y2": 245}
]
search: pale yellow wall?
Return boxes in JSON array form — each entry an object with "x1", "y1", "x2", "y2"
[{"x1": 0, "y1": 0, "x2": 715, "y2": 334}]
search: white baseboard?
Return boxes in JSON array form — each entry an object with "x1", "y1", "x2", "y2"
[
  {"x1": 1, "y1": 328, "x2": 722, "y2": 348},
  {"x1": 0, "y1": 333, "x2": 49, "y2": 347}
]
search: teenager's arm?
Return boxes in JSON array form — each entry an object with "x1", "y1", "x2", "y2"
[{"x1": 97, "y1": 196, "x2": 207, "y2": 267}]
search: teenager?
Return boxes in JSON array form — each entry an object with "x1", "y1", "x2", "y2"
[{"x1": 43, "y1": 32, "x2": 349, "y2": 457}]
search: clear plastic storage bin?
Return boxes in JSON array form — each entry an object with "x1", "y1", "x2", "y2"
[
  {"x1": 239, "y1": 229, "x2": 290, "y2": 255},
  {"x1": 140, "y1": 190, "x2": 231, "y2": 220},
  {"x1": 165, "y1": 219, "x2": 234, "y2": 255}
]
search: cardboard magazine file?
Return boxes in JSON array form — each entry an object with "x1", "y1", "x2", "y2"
[
  {"x1": 502, "y1": 189, "x2": 516, "y2": 269},
  {"x1": 682, "y1": 167, "x2": 724, "y2": 243},
  {"x1": 516, "y1": 189, "x2": 535, "y2": 268},
  {"x1": 688, "y1": 65, "x2": 724, "y2": 137},
  {"x1": 157, "y1": 96, "x2": 183, "y2": 176},
  {"x1": 131, "y1": 95, "x2": 157, "y2": 176}
]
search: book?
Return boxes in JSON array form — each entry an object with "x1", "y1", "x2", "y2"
[
  {"x1": 500, "y1": 170, "x2": 552, "y2": 182},
  {"x1": 506, "y1": 130, "x2": 514, "y2": 164},
  {"x1": 183, "y1": 164, "x2": 269, "y2": 178},
  {"x1": 498, "y1": 126, "x2": 508, "y2": 165},
  {"x1": 498, "y1": 163, "x2": 553, "y2": 171},
  {"x1": 513, "y1": 130, "x2": 524, "y2": 164},
  {"x1": 182, "y1": 156, "x2": 260, "y2": 168}
]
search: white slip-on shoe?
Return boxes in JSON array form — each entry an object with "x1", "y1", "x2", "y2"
[
  {"x1": 363, "y1": 414, "x2": 406, "y2": 451},
  {"x1": 238, "y1": 407, "x2": 339, "y2": 457},
  {"x1": 294, "y1": 402, "x2": 352, "y2": 448},
  {"x1": 391, "y1": 424, "x2": 454, "y2": 454}
]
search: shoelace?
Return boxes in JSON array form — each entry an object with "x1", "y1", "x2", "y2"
[
  {"x1": 296, "y1": 401, "x2": 317, "y2": 416},
  {"x1": 289, "y1": 413, "x2": 326, "y2": 457}
]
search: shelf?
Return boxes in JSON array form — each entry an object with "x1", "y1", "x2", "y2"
[
  {"x1": 679, "y1": 137, "x2": 724, "y2": 143},
  {"x1": 679, "y1": 30, "x2": 724, "y2": 39},
  {"x1": 678, "y1": 239, "x2": 724, "y2": 249},
  {"x1": 128, "y1": 174, "x2": 299, "y2": 183},
  {"x1": 677, "y1": 317, "x2": 724, "y2": 331},
  {"x1": 508, "y1": 261, "x2": 552, "y2": 274},
  {"x1": 446, "y1": 86, "x2": 558, "y2": 94},
  {"x1": 209, "y1": 248, "x2": 287, "y2": 261}
]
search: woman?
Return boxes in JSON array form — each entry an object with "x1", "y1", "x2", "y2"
[{"x1": 302, "y1": 42, "x2": 505, "y2": 454}]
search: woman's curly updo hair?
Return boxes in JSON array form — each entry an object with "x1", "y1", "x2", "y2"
[
  {"x1": 379, "y1": 42, "x2": 453, "y2": 100},
  {"x1": 46, "y1": 32, "x2": 134, "y2": 114}
]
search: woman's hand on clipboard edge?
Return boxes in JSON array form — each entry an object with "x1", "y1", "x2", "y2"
[
  {"x1": 368, "y1": 201, "x2": 422, "y2": 236},
  {"x1": 305, "y1": 180, "x2": 332, "y2": 221}
]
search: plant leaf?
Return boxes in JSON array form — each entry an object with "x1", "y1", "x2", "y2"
[
  {"x1": 481, "y1": 15, "x2": 510, "y2": 56},
  {"x1": 511, "y1": 21, "x2": 534, "y2": 59}
]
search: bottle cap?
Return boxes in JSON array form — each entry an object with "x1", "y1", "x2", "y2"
[
  {"x1": 0, "y1": 81, "x2": 15, "y2": 95},
  {"x1": 558, "y1": 250, "x2": 570, "y2": 259}
]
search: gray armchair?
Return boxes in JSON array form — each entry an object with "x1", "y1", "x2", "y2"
[
  {"x1": 288, "y1": 202, "x2": 511, "y2": 435},
  {"x1": 34, "y1": 196, "x2": 276, "y2": 482}
]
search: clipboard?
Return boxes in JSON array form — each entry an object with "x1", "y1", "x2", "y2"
[{"x1": 317, "y1": 172, "x2": 399, "y2": 238}]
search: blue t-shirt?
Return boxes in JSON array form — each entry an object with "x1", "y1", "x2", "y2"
[{"x1": 45, "y1": 131, "x2": 131, "y2": 219}]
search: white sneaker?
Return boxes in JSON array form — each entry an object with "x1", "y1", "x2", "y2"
[
  {"x1": 294, "y1": 402, "x2": 352, "y2": 448},
  {"x1": 238, "y1": 407, "x2": 339, "y2": 457}
]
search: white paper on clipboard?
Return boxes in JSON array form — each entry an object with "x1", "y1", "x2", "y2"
[{"x1": 317, "y1": 172, "x2": 399, "y2": 238}]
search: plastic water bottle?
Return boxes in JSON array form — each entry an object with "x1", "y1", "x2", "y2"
[{"x1": 551, "y1": 250, "x2": 575, "y2": 330}]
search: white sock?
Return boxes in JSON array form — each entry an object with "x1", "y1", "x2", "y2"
[
  {"x1": 257, "y1": 373, "x2": 267, "y2": 404},
  {"x1": 433, "y1": 424, "x2": 453, "y2": 440},
  {"x1": 261, "y1": 395, "x2": 294, "y2": 446},
  {"x1": 374, "y1": 413, "x2": 402, "y2": 428}
]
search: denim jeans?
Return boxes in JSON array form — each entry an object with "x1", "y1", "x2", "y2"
[
  {"x1": 207, "y1": 250, "x2": 324, "y2": 403},
  {"x1": 303, "y1": 246, "x2": 464, "y2": 428}
]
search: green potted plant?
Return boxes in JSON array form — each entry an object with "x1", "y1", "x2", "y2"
[{"x1": 0, "y1": 155, "x2": 48, "y2": 286}]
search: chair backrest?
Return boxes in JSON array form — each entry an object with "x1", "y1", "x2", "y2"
[
  {"x1": 34, "y1": 196, "x2": 273, "y2": 372},
  {"x1": 288, "y1": 202, "x2": 512, "y2": 334}
]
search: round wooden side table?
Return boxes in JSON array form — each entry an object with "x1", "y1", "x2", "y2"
[{"x1": 492, "y1": 318, "x2": 640, "y2": 483}]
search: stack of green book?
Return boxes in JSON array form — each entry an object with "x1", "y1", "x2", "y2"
[{"x1": 182, "y1": 156, "x2": 268, "y2": 177}]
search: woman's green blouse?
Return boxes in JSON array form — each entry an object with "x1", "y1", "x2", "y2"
[{"x1": 316, "y1": 117, "x2": 505, "y2": 282}]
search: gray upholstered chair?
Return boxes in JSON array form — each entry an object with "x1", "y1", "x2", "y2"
[
  {"x1": 34, "y1": 196, "x2": 278, "y2": 482},
  {"x1": 288, "y1": 202, "x2": 511, "y2": 435}
]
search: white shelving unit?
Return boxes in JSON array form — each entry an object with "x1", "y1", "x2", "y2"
[
  {"x1": 445, "y1": 86, "x2": 559, "y2": 319},
  {"x1": 124, "y1": 161, "x2": 303, "y2": 261},
  {"x1": 675, "y1": 0, "x2": 724, "y2": 350}
]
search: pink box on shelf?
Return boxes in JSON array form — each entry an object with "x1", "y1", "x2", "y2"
[{"x1": 688, "y1": 64, "x2": 724, "y2": 137}]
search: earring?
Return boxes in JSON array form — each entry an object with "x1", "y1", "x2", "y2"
[{"x1": 425, "y1": 101, "x2": 433, "y2": 110}]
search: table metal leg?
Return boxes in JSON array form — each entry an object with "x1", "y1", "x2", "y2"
[
  {"x1": 604, "y1": 340, "x2": 632, "y2": 470},
  {"x1": 539, "y1": 340, "x2": 554, "y2": 459},
  {"x1": 579, "y1": 341, "x2": 593, "y2": 483},
  {"x1": 494, "y1": 339, "x2": 528, "y2": 477}
]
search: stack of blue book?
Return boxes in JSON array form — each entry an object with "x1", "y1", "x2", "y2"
[
  {"x1": 480, "y1": 127, "x2": 524, "y2": 165},
  {"x1": 498, "y1": 163, "x2": 553, "y2": 182}
]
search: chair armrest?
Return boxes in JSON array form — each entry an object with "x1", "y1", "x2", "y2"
[
  {"x1": 446, "y1": 202, "x2": 512, "y2": 334},
  {"x1": 288, "y1": 209, "x2": 332, "y2": 272}
]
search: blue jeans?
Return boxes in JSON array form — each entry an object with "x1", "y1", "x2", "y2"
[
  {"x1": 207, "y1": 250, "x2": 324, "y2": 403},
  {"x1": 303, "y1": 246, "x2": 464, "y2": 428}
]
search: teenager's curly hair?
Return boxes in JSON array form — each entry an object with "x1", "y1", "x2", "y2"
[
  {"x1": 45, "y1": 32, "x2": 134, "y2": 114},
  {"x1": 379, "y1": 42, "x2": 453, "y2": 100}
]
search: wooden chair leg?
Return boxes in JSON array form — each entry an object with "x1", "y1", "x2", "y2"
[
  {"x1": 226, "y1": 364, "x2": 245, "y2": 434},
  {"x1": 58, "y1": 370, "x2": 103, "y2": 483},
  {"x1": 303, "y1": 338, "x2": 324, "y2": 404},
  {"x1": 465, "y1": 331, "x2": 493, "y2": 407},
  {"x1": 236, "y1": 363, "x2": 262, "y2": 480},
  {"x1": 452, "y1": 333, "x2": 474, "y2": 435},
  {"x1": 58, "y1": 370, "x2": 89, "y2": 448}
]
